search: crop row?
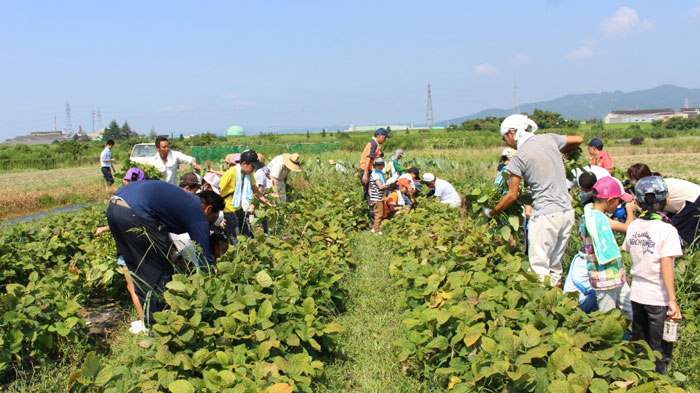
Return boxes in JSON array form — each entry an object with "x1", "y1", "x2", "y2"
[
  {"x1": 385, "y1": 199, "x2": 692, "y2": 393},
  {"x1": 63, "y1": 175, "x2": 367, "y2": 392}
]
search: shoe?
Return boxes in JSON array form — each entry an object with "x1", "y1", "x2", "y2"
[
  {"x1": 129, "y1": 320, "x2": 148, "y2": 334},
  {"x1": 375, "y1": 231, "x2": 383, "y2": 235}
]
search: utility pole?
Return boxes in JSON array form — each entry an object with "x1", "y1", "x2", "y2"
[
  {"x1": 54, "y1": 116, "x2": 57, "y2": 131},
  {"x1": 90, "y1": 110, "x2": 96, "y2": 132},
  {"x1": 64, "y1": 100, "x2": 73, "y2": 135},
  {"x1": 426, "y1": 83, "x2": 434, "y2": 128},
  {"x1": 97, "y1": 110, "x2": 102, "y2": 129}
]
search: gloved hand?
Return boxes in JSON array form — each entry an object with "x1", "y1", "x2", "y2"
[{"x1": 482, "y1": 207, "x2": 493, "y2": 220}]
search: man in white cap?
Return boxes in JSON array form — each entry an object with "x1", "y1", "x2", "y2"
[
  {"x1": 267, "y1": 153, "x2": 302, "y2": 204},
  {"x1": 421, "y1": 173, "x2": 461, "y2": 208},
  {"x1": 484, "y1": 114, "x2": 583, "y2": 286}
]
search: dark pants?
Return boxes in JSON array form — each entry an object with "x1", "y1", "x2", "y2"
[
  {"x1": 101, "y1": 166, "x2": 114, "y2": 186},
  {"x1": 106, "y1": 202, "x2": 173, "y2": 327},
  {"x1": 671, "y1": 195, "x2": 700, "y2": 250},
  {"x1": 631, "y1": 301, "x2": 673, "y2": 374},
  {"x1": 224, "y1": 209, "x2": 253, "y2": 245},
  {"x1": 359, "y1": 171, "x2": 374, "y2": 225}
]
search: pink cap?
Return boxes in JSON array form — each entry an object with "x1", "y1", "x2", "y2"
[{"x1": 593, "y1": 177, "x2": 633, "y2": 202}]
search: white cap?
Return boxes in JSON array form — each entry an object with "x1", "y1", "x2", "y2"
[
  {"x1": 500, "y1": 114, "x2": 538, "y2": 136},
  {"x1": 203, "y1": 172, "x2": 221, "y2": 195},
  {"x1": 421, "y1": 173, "x2": 436, "y2": 183},
  {"x1": 501, "y1": 148, "x2": 515, "y2": 158}
]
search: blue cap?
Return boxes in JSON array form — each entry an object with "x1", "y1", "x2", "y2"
[
  {"x1": 588, "y1": 138, "x2": 604, "y2": 150},
  {"x1": 375, "y1": 128, "x2": 391, "y2": 138},
  {"x1": 635, "y1": 176, "x2": 668, "y2": 204}
]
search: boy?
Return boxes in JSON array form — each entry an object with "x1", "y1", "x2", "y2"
[
  {"x1": 587, "y1": 138, "x2": 613, "y2": 174},
  {"x1": 100, "y1": 139, "x2": 115, "y2": 186},
  {"x1": 622, "y1": 176, "x2": 683, "y2": 375},
  {"x1": 581, "y1": 177, "x2": 635, "y2": 319},
  {"x1": 368, "y1": 158, "x2": 389, "y2": 234}
]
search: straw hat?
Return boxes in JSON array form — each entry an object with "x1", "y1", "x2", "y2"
[
  {"x1": 328, "y1": 159, "x2": 336, "y2": 165},
  {"x1": 283, "y1": 153, "x2": 302, "y2": 172}
]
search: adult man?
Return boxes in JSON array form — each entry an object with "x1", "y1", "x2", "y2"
[
  {"x1": 106, "y1": 182, "x2": 224, "y2": 326},
  {"x1": 485, "y1": 114, "x2": 583, "y2": 286},
  {"x1": 421, "y1": 173, "x2": 461, "y2": 208},
  {"x1": 219, "y1": 150, "x2": 275, "y2": 243},
  {"x1": 587, "y1": 138, "x2": 613, "y2": 174},
  {"x1": 152, "y1": 136, "x2": 201, "y2": 185},
  {"x1": 267, "y1": 153, "x2": 301, "y2": 203},
  {"x1": 100, "y1": 139, "x2": 115, "y2": 186},
  {"x1": 359, "y1": 128, "x2": 390, "y2": 222}
]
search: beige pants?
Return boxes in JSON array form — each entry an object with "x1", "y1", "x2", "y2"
[
  {"x1": 596, "y1": 282, "x2": 633, "y2": 320},
  {"x1": 372, "y1": 201, "x2": 384, "y2": 232},
  {"x1": 527, "y1": 210, "x2": 575, "y2": 286}
]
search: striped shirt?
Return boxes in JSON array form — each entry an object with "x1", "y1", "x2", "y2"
[{"x1": 368, "y1": 169, "x2": 385, "y2": 202}]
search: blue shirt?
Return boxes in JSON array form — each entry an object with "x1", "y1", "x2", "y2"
[
  {"x1": 115, "y1": 180, "x2": 214, "y2": 267},
  {"x1": 100, "y1": 147, "x2": 112, "y2": 167}
]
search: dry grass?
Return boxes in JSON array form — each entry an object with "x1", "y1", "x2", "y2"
[{"x1": 0, "y1": 166, "x2": 116, "y2": 220}]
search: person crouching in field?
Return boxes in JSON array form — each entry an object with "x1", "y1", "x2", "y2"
[
  {"x1": 623, "y1": 176, "x2": 683, "y2": 375},
  {"x1": 369, "y1": 158, "x2": 389, "y2": 234},
  {"x1": 484, "y1": 114, "x2": 583, "y2": 287},
  {"x1": 384, "y1": 178, "x2": 412, "y2": 219}
]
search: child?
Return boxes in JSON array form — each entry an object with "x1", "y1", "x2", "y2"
[
  {"x1": 581, "y1": 177, "x2": 635, "y2": 319},
  {"x1": 622, "y1": 176, "x2": 683, "y2": 375},
  {"x1": 368, "y1": 158, "x2": 389, "y2": 234},
  {"x1": 385, "y1": 178, "x2": 411, "y2": 219}
]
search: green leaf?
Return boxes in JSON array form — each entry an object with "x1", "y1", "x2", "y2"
[
  {"x1": 508, "y1": 215, "x2": 520, "y2": 231},
  {"x1": 80, "y1": 351, "x2": 101, "y2": 379},
  {"x1": 258, "y1": 300, "x2": 273, "y2": 320},
  {"x1": 521, "y1": 324, "x2": 541, "y2": 348},
  {"x1": 500, "y1": 226, "x2": 512, "y2": 240},
  {"x1": 426, "y1": 336, "x2": 449, "y2": 350},
  {"x1": 302, "y1": 297, "x2": 315, "y2": 314},
  {"x1": 588, "y1": 378, "x2": 608, "y2": 393},
  {"x1": 168, "y1": 379, "x2": 195, "y2": 393},
  {"x1": 256, "y1": 271, "x2": 273, "y2": 288}
]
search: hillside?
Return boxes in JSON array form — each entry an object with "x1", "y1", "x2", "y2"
[{"x1": 438, "y1": 85, "x2": 700, "y2": 125}]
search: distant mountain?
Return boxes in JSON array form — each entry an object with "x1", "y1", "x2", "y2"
[{"x1": 437, "y1": 85, "x2": 700, "y2": 125}]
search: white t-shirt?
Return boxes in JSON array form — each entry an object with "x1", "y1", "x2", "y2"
[
  {"x1": 254, "y1": 167, "x2": 272, "y2": 192},
  {"x1": 664, "y1": 178, "x2": 700, "y2": 214},
  {"x1": 152, "y1": 150, "x2": 194, "y2": 185},
  {"x1": 622, "y1": 219, "x2": 683, "y2": 306},
  {"x1": 268, "y1": 155, "x2": 290, "y2": 182},
  {"x1": 434, "y1": 178, "x2": 461, "y2": 205}
]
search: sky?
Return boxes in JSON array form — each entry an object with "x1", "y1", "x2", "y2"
[{"x1": 1, "y1": 1, "x2": 700, "y2": 140}]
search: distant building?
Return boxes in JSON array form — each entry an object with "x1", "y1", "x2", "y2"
[
  {"x1": 88, "y1": 127, "x2": 105, "y2": 140},
  {"x1": 604, "y1": 109, "x2": 689, "y2": 124},
  {"x1": 679, "y1": 108, "x2": 700, "y2": 118},
  {"x1": 4, "y1": 131, "x2": 72, "y2": 146}
]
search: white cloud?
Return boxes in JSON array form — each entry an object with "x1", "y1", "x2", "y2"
[
  {"x1": 566, "y1": 46, "x2": 606, "y2": 61},
  {"x1": 155, "y1": 104, "x2": 194, "y2": 113},
  {"x1": 222, "y1": 91, "x2": 255, "y2": 107},
  {"x1": 473, "y1": 63, "x2": 500, "y2": 76},
  {"x1": 684, "y1": 5, "x2": 700, "y2": 18},
  {"x1": 509, "y1": 53, "x2": 531, "y2": 65},
  {"x1": 600, "y1": 7, "x2": 654, "y2": 37}
]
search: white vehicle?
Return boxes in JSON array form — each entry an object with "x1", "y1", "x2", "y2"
[{"x1": 129, "y1": 143, "x2": 156, "y2": 165}]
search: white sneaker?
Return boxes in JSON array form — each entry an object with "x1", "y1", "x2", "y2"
[{"x1": 129, "y1": 320, "x2": 148, "y2": 334}]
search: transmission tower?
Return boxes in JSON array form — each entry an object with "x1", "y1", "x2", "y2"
[
  {"x1": 64, "y1": 100, "x2": 73, "y2": 135},
  {"x1": 426, "y1": 83, "x2": 434, "y2": 128},
  {"x1": 90, "y1": 110, "x2": 96, "y2": 132},
  {"x1": 513, "y1": 77, "x2": 521, "y2": 114},
  {"x1": 97, "y1": 110, "x2": 102, "y2": 129}
]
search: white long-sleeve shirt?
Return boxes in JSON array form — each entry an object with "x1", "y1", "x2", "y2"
[{"x1": 152, "y1": 150, "x2": 194, "y2": 185}]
